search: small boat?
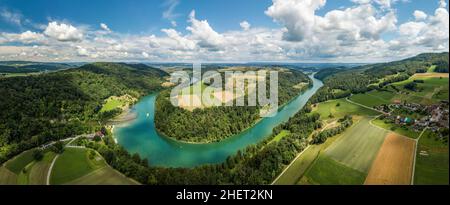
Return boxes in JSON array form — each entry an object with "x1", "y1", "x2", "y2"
[{"x1": 146, "y1": 113, "x2": 150, "y2": 118}]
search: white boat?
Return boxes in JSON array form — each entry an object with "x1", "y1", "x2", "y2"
[{"x1": 146, "y1": 113, "x2": 150, "y2": 118}]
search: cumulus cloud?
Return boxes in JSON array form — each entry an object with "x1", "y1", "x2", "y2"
[
  {"x1": 413, "y1": 10, "x2": 428, "y2": 20},
  {"x1": 393, "y1": 3, "x2": 449, "y2": 54},
  {"x1": 0, "y1": 31, "x2": 46, "y2": 44},
  {"x1": 186, "y1": 10, "x2": 225, "y2": 49},
  {"x1": 44, "y1": 22, "x2": 83, "y2": 42},
  {"x1": 240, "y1": 21, "x2": 251, "y2": 31},
  {"x1": 0, "y1": 0, "x2": 448, "y2": 62},
  {"x1": 100, "y1": 23, "x2": 111, "y2": 32}
]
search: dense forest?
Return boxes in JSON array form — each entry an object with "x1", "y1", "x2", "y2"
[
  {"x1": 0, "y1": 63, "x2": 166, "y2": 163},
  {"x1": 154, "y1": 68, "x2": 312, "y2": 143}
]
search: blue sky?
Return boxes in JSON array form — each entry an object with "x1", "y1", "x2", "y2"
[{"x1": 0, "y1": 0, "x2": 448, "y2": 62}]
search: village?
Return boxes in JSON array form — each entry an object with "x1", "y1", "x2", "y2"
[{"x1": 375, "y1": 100, "x2": 449, "y2": 135}]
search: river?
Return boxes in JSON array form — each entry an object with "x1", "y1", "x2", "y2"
[{"x1": 115, "y1": 75, "x2": 323, "y2": 168}]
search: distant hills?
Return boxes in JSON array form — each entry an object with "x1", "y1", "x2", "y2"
[{"x1": 0, "y1": 61, "x2": 78, "y2": 73}]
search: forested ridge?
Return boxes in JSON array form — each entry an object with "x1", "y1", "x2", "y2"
[
  {"x1": 310, "y1": 52, "x2": 449, "y2": 103},
  {"x1": 0, "y1": 63, "x2": 166, "y2": 163},
  {"x1": 154, "y1": 68, "x2": 312, "y2": 143}
]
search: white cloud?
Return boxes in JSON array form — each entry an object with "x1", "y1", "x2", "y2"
[
  {"x1": 100, "y1": 23, "x2": 111, "y2": 32},
  {"x1": 44, "y1": 22, "x2": 83, "y2": 42},
  {"x1": 240, "y1": 21, "x2": 251, "y2": 31},
  {"x1": 0, "y1": 0, "x2": 447, "y2": 63},
  {"x1": 440, "y1": 0, "x2": 447, "y2": 8},
  {"x1": 163, "y1": 0, "x2": 180, "y2": 27},
  {"x1": 413, "y1": 10, "x2": 428, "y2": 20},
  {"x1": 0, "y1": 31, "x2": 46, "y2": 44},
  {"x1": 0, "y1": 8, "x2": 23, "y2": 26},
  {"x1": 187, "y1": 10, "x2": 225, "y2": 49},
  {"x1": 266, "y1": 0, "x2": 397, "y2": 43}
]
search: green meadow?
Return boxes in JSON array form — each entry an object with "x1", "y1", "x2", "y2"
[{"x1": 414, "y1": 131, "x2": 449, "y2": 185}]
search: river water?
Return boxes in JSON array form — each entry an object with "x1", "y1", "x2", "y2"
[{"x1": 115, "y1": 75, "x2": 323, "y2": 168}]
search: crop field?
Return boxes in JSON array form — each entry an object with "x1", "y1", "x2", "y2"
[
  {"x1": 350, "y1": 91, "x2": 396, "y2": 107},
  {"x1": 365, "y1": 133, "x2": 415, "y2": 185},
  {"x1": 50, "y1": 148, "x2": 105, "y2": 185},
  {"x1": 414, "y1": 131, "x2": 449, "y2": 185},
  {"x1": 0, "y1": 166, "x2": 17, "y2": 184},
  {"x1": 324, "y1": 118, "x2": 387, "y2": 173},
  {"x1": 300, "y1": 155, "x2": 366, "y2": 185},
  {"x1": 28, "y1": 152, "x2": 56, "y2": 185},
  {"x1": 275, "y1": 126, "x2": 346, "y2": 185},
  {"x1": 67, "y1": 166, "x2": 140, "y2": 185},
  {"x1": 351, "y1": 75, "x2": 449, "y2": 107},
  {"x1": 3, "y1": 149, "x2": 35, "y2": 174},
  {"x1": 312, "y1": 99, "x2": 379, "y2": 120},
  {"x1": 372, "y1": 119, "x2": 420, "y2": 139}
]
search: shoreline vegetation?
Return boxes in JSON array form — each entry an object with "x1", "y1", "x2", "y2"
[{"x1": 154, "y1": 68, "x2": 312, "y2": 144}]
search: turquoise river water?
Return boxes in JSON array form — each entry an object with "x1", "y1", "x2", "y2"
[{"x1": 115, "y1": 75, "x2": 323, "y2": 168}]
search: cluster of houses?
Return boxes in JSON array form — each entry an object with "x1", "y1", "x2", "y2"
[{"x1": 378, "y1": 101, "x2": 449, "y2": 132}]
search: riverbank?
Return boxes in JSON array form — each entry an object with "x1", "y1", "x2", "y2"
[
  {"x1": 106, "y1": 108, "x2": 138, "y2": 126},
  {"x1": 113, "y1": 75, "x2": 323, "y2": 168}
]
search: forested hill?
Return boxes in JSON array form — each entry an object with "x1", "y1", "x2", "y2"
[
  {"x1": 0, "y1": 61, "x2": 74, "y2": 73},
  {"x1": 0, "y1": 63, "x2": 167, "y2": 163},
  {"x1": 311, "y1": 52, "x2": 449, "y2": 99}
]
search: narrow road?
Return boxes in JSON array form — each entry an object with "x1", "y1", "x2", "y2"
[
  {"x1": 411, "y1": 127, "x2": 428, "y2": 185},
  {"x1": 346, "y1": 97, "x2": 387, "y2": 115},
  {"x1": 271, "y1": 122, "x2": 334, "y2": 185},
  {"x1": 45, "y1": 134, "x2": 86, "y2": 185}
]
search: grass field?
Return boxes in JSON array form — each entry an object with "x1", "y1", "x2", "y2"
[
  {"x1": 300, "y1": 155, "x2": 366, "y2": 185},
  {"x1": 0, "y1": 166, "x2": 17, "y2": 184},
  {"x1": 269, "y1": 130, "x2": 291, "y2": 144},
  {"x1": 50, "y1": 148, "x2": 105, "y2": 185},
  {"x1": 100, "y1": 99, "x2": 126, "y2": 112},
  {"x1": 324, "y1": 118, "x2": 387, "y2": 173},
  {"x1": 312, "y1": 99, "x2": 379, "y2": 120},
  {"x1": 365, "y1": 133, "x2": 415, "y2": 185},
  {"x1": 4, "y1": 149, "x2": 35, "y2": 174},
  {"x1": 351, "y1": 75, "x2": 449, "y2": 107},
  {"x1": 274, "y1": 127, "x2": 344, "y2": 185},
  {"x1": 414, "y1": 131, "x2": 449, "y2": 185},
  {"x1": 350, "y1": 91, "x2": 396, "y2": 107},
  {"x1": 67, "y1": 166, "x2": 139, "y2": 185},
  {"x1": 28, "y1": 152, "x2": 56, "y2": 185},
  {"x1": 372, "y1": 118, "x2": 420, "y2": 139}
]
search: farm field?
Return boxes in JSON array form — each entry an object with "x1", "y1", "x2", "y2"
[
  {"x1": 312, "y1": 99, "x2": 379, "y2": 120},
  {"x1": 324, "y1": 118, "x2": 387, "y2": 173},
  {"x1": 300, "y1": 155, "x2": 366, "y2": 185},
  {"x1": 67, "y1": 166, "x2": 139, "y2": 185},
  {"x1": 365, "y1": 133, "x2": 415, "y2": 185},
  {"x1": 350, "y1": 91, "x2": 396, "y2": 107},
  {"x1": 274, "y1": 126, "x2": 344, "y2": 185},
  {"x1": 0, "y1": 150, "x2": 57, "y2": 185},
  {"x1": 350, "y1": 75, "x2": 449, "y2": 107},
  {"x1": 28, "y1": 152, "x2": 57, "y2": 185},
  {"x1": 3, "y1": 149, "x2": 35, "y2": 174},
  {"x1": 372, "y1": 118, "x2": 420, "y2": 139},
  {"x1": 0, "y1": 166, "x2": 17, "y2": 184},
  {"x1": 414, "y1": 131, "x2": 449, "y2": 185},
  {"x1": 50, "y1": 148, "x2": 105, "y2": 185}
]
